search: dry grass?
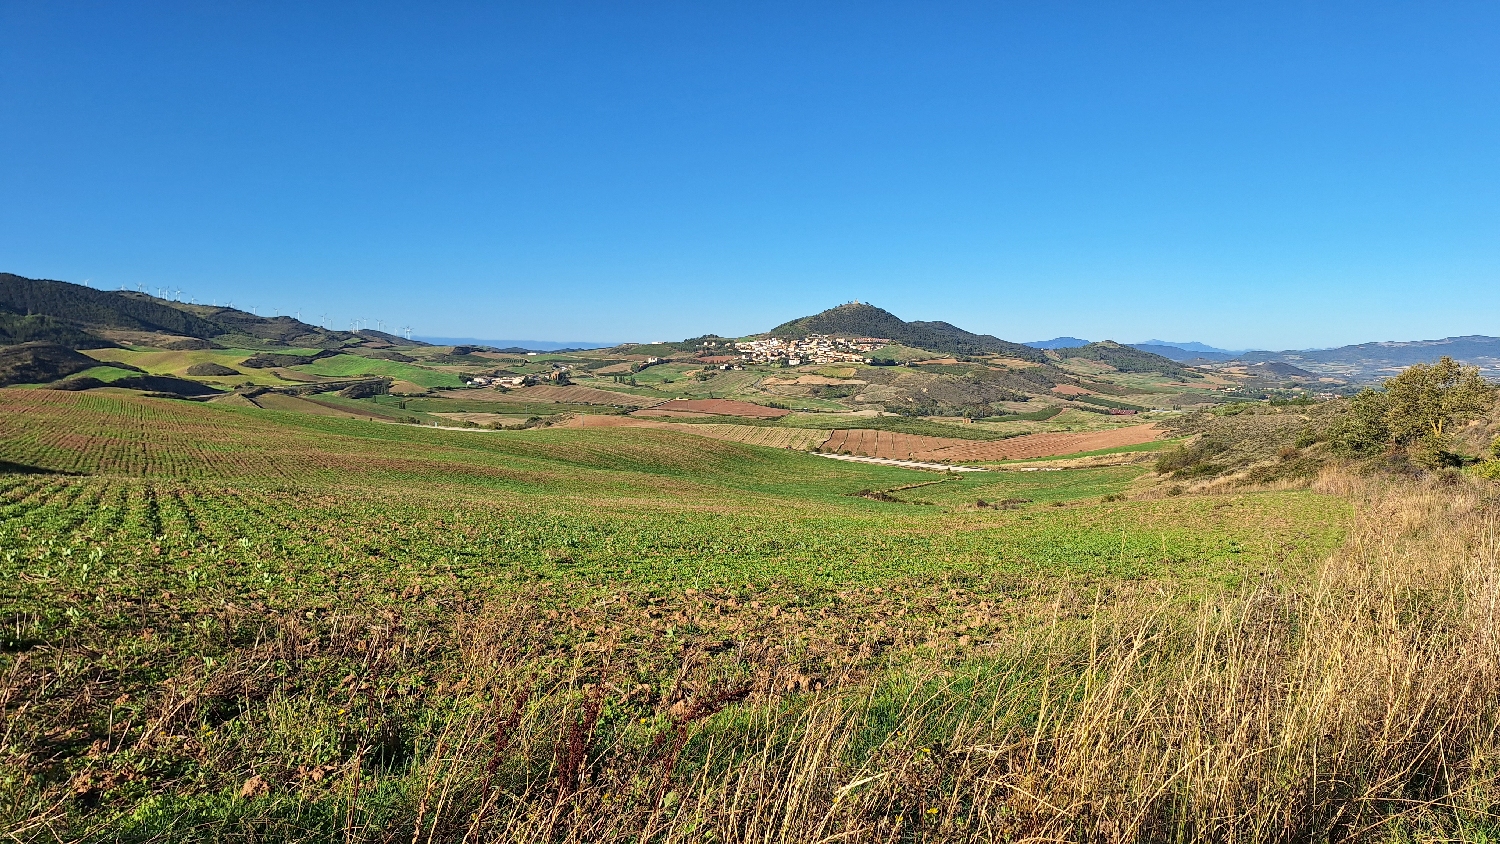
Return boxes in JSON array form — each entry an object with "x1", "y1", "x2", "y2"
[
  {"x1": 426, "y1": 470, "x2": 1500, "y2": 843},
  {"x1": 15, "y1": 469, "x2": 1496, "y2": 842}
]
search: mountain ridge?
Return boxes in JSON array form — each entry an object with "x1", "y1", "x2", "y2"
[{"x1": 0, "y1": 273, "x2": 374, "y2": 350}]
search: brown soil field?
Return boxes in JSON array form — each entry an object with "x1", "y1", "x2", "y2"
[
  {"x1": 819, "y1": 424, "x2": 1161, "y2": 463},
  {"x1": 631, "y1": 398, "x2": 791, "y2": 418},
  {"x1": 1050, "y1": 384, "x2": 1092, "y2": 396},
  {"x1": 560, "y1": 415, "x2": 826, "y2": 450},
  {"x1": 434, "y1": 385, "x2": 653, "y2": 406}
]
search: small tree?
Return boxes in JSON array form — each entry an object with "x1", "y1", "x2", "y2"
[
  {"x1": 1382, "y1": 356, "x2": 1494, "y2": 465},
  {"x1": 1328, "y1": 388, "x2": 1391, "y2": 456}
]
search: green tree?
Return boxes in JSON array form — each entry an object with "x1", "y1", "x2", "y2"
[
  {"x1": 1379, "y1": 357, "x2": 1494, "y2": 466},
  {"x1": 1328, "y1": 389, "x2": 1391, "y2": 456},
  {"x1": 1383, "y1": 357, "x2": 1494, "y2": 443}
]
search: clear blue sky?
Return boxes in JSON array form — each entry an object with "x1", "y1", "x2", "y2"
[{"x1": 3, "y1": 2, "x2": 1498, "y2": 349}]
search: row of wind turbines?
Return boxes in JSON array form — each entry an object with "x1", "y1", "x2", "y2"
[{"x1": 121, "y1": 283, "x2": 415, "y2": 340}]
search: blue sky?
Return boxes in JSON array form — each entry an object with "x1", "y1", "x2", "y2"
[{"x1": 2, "y1": 2, "x2": 1497, "y2": 349}]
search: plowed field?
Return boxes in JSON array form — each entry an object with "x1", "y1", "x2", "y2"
[{"x1": 820, "y1": 424, "x2": 1161, "y2": 463}]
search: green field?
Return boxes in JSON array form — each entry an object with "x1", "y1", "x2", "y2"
[
  {"x1": 0, "y1": 388, "x2": 1382, "y2": 841},
  {"x1": 289, "y1": 354, "x2": 466, "y2": 387}
]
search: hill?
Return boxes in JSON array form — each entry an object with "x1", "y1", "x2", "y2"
[
  {"x1": 1024, "y1": 336, "x2": 1091, "y2": 349},
  {"x1": 768, "y1": 303, "x2": 1046, "y2": 361},
  {"x1": 1129, "y1": 343, "x2": 1237, "y2": 363},
  {"x1": 1055, "y1": 341, "x2": 1202, "y2": 378},
  {"x1": 0, "y1": 273, "x2": 366, "y2": 349},
  {"x1": 0, "y1": 311, "x2": 114, "y2": 348},
  {"x1": 0, "y1": 342, "x2": 113, "y2": 386}
]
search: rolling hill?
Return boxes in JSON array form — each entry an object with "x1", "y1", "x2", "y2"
[{"x1": 0, "y1": 273, "x2": 367, "y2": 349}]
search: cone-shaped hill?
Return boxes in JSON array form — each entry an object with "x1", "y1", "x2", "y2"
[{"x1": 767, "y1": 303, "x2": 1046, "y2": 361}]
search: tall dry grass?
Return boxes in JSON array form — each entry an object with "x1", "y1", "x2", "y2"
[
  {"x1": 35, "y1": 470, "x2": 1500, "y2": 842},
  {"x1": 366, "y1": 470, "x2": 1500, "y2": 844}
]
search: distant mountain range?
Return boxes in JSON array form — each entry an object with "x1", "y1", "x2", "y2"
[
  {"x1": 1135, "y1": 339, "x2": 1241, "y2": 355},
  {"x1": 1025, "y1": 337, "x2": 1241, "y2": 362},
  {"x1": 416, "y1": 336, "x2": 618, "y2": 353},
  {"x1": 1022, "y1": 337, "x2": 1091, "y2": 349},
  {"x1": 1235, "y1": 336, "x2": 1500, "y2": 380}
]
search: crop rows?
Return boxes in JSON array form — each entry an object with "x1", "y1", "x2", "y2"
[{"x1": 820, "y1": 423, "x2": 1163, "y2": 463}]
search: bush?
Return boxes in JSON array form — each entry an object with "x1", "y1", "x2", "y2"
[
  {"x1": 1326, "y1": 389, "x2": 1390, "y2": 456},
  {"x1": 1154, "y1": 439, "x2": 1226, "y2": 478}
]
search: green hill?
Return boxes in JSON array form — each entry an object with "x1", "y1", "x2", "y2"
[
  {"x1": 1055, "y1": 340, "x2": 1202, "y2": 378},
  {"x1": 0, "y1": 273, "x2": 391, "y2": 350},
  {"x1": 767, "y1": 302, "x2": 1046, "y2": 361},
  {"x1": 0, "y1": 311, "x2": 114, "y2": 348},
  {"x1": 0, "y1": 342, "x2": 114, "y2": 386}
]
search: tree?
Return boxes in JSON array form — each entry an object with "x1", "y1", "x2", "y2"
[
  {"x1": 1383, "y1": 357, "x2": 1494, "y2": 443},
  {"x1": 1328, "y1": 388, "x2": 1390, "y2": 456}
]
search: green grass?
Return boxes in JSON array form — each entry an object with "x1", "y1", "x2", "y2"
[
  {"x1": 289, "y1": 354, "x2": 465, "y2": 387},
  {"x1": 68, "y1": 365, "x2": 143, "y2": 383}
]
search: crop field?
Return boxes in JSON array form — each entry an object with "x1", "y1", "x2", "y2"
[
  {"x1": 82, "y1": 348, "x2": 296, "y2": 386},
  {"x1": 820, "y1": 424, "x2": 1163, "y2": 463},
  {"x1": 6, "y1": 388, "x2": 1493, "y2": 842},
  {"x1": 630, "y1": 398, "x2": 791, "y2": 418},
  {"x1": 562, "y1": 414, "x2": 832, "y2": 451},
  {"x1": 289, "y1": 355, "x2": 466, "y2": 388}
]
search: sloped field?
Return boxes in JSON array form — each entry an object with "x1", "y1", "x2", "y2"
[
  {"x1": 563, "y1": 414, "x2": 828, "y2": 450},
  {"x1": 632, "y1": 398, "x2": 791, "y2": 418},
  {"x1": 821, "y1": 424, "x2": 1162, "y2": 463}
]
